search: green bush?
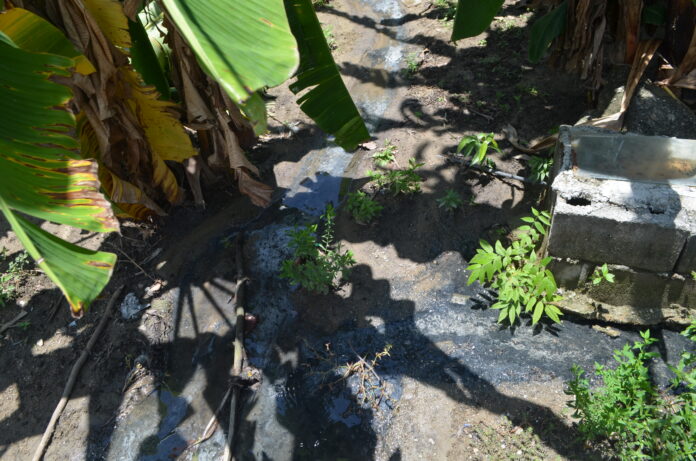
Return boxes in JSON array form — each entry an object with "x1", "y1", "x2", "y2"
[
  {"x1": 280, "y1": 204, "x2": 355, "y2": 294},
  {"x1": 566, "y1": 324, "x2": 696, "y2": 460}
]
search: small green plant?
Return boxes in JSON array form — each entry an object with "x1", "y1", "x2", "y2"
[
  {"x1": 322, "y1": 24, "x2": 336, "y2": 50},
  {"x1": 457, "y1": 132, "x2": 501, "y2": 167},
  {"x1": 346, "y1": 191, "x2": 383, "y2": 224},
  {"x1": 436, "y1": 189, "x2": 463, "y2": 212},
  {"x1": 280, "y1": 204, "x2": 355, "y2": 294},
  {"x1": 0, "y1": 250, "x2": 30, "y2": 307},
  {"x1": 17, "y1": 320, "x2": 31, "y2": 330},
  {"x1": 402, "y1": 52, "x2": 421, "y2": 78},
  {"x1": 528, "y1": 155, "x2": 553, "y2": 183},
  {"x1": 433, "y1": 0, "x2": 456, "y2": 21},
  {"x1": 477, "y1": 38, "x2": 487, "y2": 46},
  {"x1": 372, "y1": 141, "x2": 397, "y2": 167},
  {"x1": 368, "y1": 158, "x2": 424, "y2": 196},
  {"x1": 691, "y1": 270, "x2": 696, "y2": 281},
  {"x1": 590, "y1": 263, "x2": 615, "y2": 285},
  {"x1": 466, "y1": 208, "x2": 563, "y2": 325},
  {"x1": 566, "y1": 324, "x2": 696, "y2": 460}
]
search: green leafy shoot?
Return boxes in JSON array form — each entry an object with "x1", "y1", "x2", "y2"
[
  {"x1": 590, "y1": 263, "x2": 615, "y2": 285},
  {"x1": 280, "y1": 204, "x2": 355, "y2": 294},
  {"x1": 436, "y1": 189, "x2": 464, "y2": 212},
  {"x1": 346, "y1": 191, "x2": 383, "y2": 224},
  {"x1": 434, "y1": 0, "x2": 457, "y2": 22},
  {"x1": 466, "y1": 208, "x2": 562, "y2": 325},
  {"x1": 528, "y1": 155, "x2": 553, "y2": 183},
  {"x1": 402, "y1": 52, "x2": 421, "y2": 78},
  {"x1": 457, "y1": 132, "x2": 501, "y2": 167},
  {"x1": 566, "y1": 325, "x2": 696, "y2": 459},
  {"x1": 372, "y1": 141, "x2": 397, "y2": 167},
  {"x1": 368, "y1": 158, "x2": 424, "y2": 196},
  {"x1": 0, "y1": 249, "x2": 30, "y2": 307},
  {"x1": 322, "y1": 24, "x2": 336, "y2": 50}
]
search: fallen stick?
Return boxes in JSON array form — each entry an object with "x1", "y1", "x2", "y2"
[
  {"x1": 223, "y1": 235, "x2": 247, "y2": 461},
  {"x1": 31, "y1": 286, "x2": 124, "y2": 461},
  {"x1": 0, "y1": 310, "x2": 28, "y2": 335}
]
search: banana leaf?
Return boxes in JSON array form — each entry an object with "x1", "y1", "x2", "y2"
[
  {"x1": 452, "y1": 0, "x2": 504, "y2": 42},
  {"x1": 285, "y1": 0, "x2": 370, "y2": 151},
  {"x1": 0, "y1": 16, "x2": 117, "y2": 317}
]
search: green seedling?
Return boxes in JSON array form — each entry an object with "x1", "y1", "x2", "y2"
[
  {"x1": 436, "y1": 189, "x2": 463, "y2": 212},
  {"x1": 346, "y1": 191, "x2": 383, "y2": 224},
  {"x1": 372, "y1": 141, "x2": 397, "y2": 167},
  {"x1": 402, "y1": 52, "x2": 421, "y2": 78},
  {"x1": 434, "y1": 0, "x2": 456, "y2": 21},
  {"x1": 467, "y1": 208, "x2": 562, "y2": 325},
  {"x1": 281, "y1": 204, "x2": 355, "y2": 294},
  {"x1": 590, "y1": 263, "x2": 615, "y2": 285},
  {"x1": 1, "y1": 250, "x2": 30, "y2": 307},
  {"x1": 528, "y1": 155, "x2": 553, "y2": 183},
  {"x1": 368, "y1": 158, "x2": 424, "y2": 196},
  {"x1": 457, "y1": 132, "x2": 501, "y2": 167},
  {"x1": 322, "y1": 24, "x2": 336, "y2": 50}
]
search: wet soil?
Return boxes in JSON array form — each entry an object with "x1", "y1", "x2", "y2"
[{"x1": 1, "y1": 1, "x2": 693, "y2": 460}]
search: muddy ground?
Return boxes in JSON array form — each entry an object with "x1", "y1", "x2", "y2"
[{"x1": 1, "y1": 1, "x2": 694, "y2": 460}]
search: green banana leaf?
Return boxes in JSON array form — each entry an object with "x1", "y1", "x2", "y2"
[
  {"x1": 285, "y1": 0, "x2": 370, "y2": 151},
  {"x1": 160, "y1": 0, "x2": 299, "y2": 132},
  {"x1": 528, "y1": 1, "x2": 567, "y2": 63},
  {"x1": 0, "y1": 18, "x2": 118, "y2": 317},
  {"x1": 452, "y1": 0, "x2": 504, "y2": 42}
]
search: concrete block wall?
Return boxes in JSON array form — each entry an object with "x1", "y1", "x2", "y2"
[{"x1": 547, "y1": 126, "x2": 696, "y2": 315}]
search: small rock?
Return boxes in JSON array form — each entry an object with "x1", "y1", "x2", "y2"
[
  {"x1": 592, "y1": 325, "x2": 621, "y2": 338},
  {"x1": 36, "y1": 338, "x2": 43, "y2": 347},
  {"x1": 513, "y1": 426, "x2": 524, "y2": 435},
  {"x1": 68, "y1": 320, "x2": 77, "y2": 328},
  {"x1": 17, "y1": 299, "x2": 27, "y2": 308},
  {"x1": 120, "y1": 292, "x2": 147, "y2": 320},
  {"x1": 144, "y1": 282, "x2": 162, "y2": 298},
  {"x1": 516, "y1": 450, "x2": 522, "y2": 455}
]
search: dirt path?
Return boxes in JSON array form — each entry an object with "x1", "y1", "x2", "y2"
[{"x1": 0, "y1": 1, "x2": 693, "y2": 461}]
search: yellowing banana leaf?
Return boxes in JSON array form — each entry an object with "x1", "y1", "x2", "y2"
[
  {"x1": 84, "y1": 0, "x2": 132, "y2": 50},
  {"x1": 452, "y1": 0, "x2": 504, "y2": 42},
  {"x1": 285, "y1": 0, "x2": 370, "y2": 151},
  {"x1": 120, "y1": 66, "x2": 195, "y2": 163},
  {"x1": 160, "y1": 0, "x2": 299, "y2": 108},
  {"x1": 0, "y1": 7, "x2": 95, "y2": 75},
  {"x1": 0, "y1": 33, "x2": 117, "y2": 317}
]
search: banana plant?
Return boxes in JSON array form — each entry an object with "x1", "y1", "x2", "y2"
[
  {"x1": 0, "y1": 24, "x2": 118, "y2": 317},
  {"x1": 0, "y1": 1, "x2": 369, "y2": 316}
]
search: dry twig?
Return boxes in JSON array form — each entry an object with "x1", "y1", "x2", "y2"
[{"x1": 31, "y1": 286, "x2": 124, "y2": 461}]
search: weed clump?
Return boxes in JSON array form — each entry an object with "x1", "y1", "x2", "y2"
[
  {"x1": 281, "y1": 204, "x2": 355, "y2": 294},
  {"x1": 566, "y1": 324, "x2": 696, "y2": 460}
]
